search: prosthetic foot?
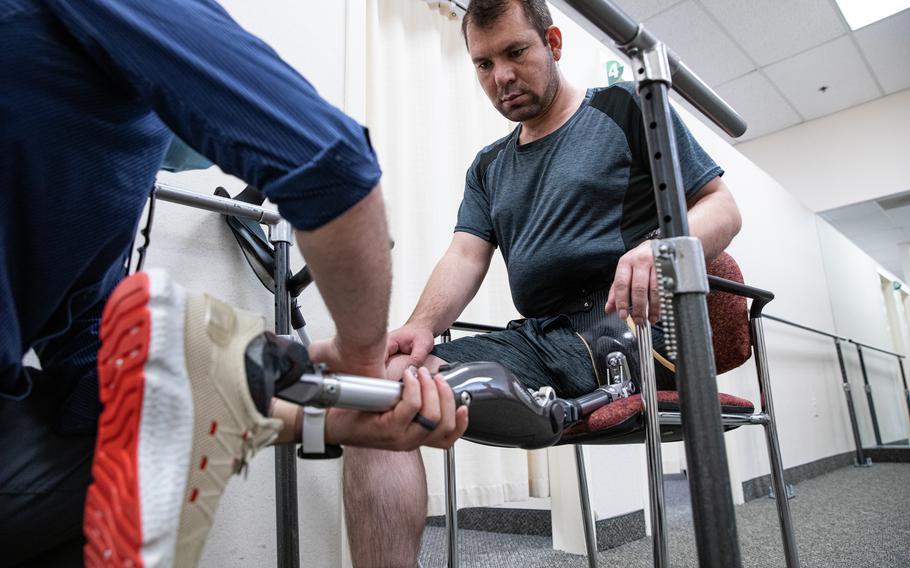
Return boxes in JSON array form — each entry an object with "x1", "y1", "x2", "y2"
[{"x1": 440, "y1": 357, "x2": 636, "y2": 449}]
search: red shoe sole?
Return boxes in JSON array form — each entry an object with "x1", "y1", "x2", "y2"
[{"x1": 84, "y1": 272, "x2": 151, "y2": 568}]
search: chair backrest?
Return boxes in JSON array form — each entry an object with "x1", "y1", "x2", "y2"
[{"x1": 707, "y1": 252, "x2": 752, "y2": 374}]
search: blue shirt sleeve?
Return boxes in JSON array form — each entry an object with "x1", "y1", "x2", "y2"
[{"x1": 45, "y1": 0, "x2": 381, "y2": 230}]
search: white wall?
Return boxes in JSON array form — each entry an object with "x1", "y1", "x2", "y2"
[
  {"x1": 672, "y1": 105, "x2": 860, "y2": 490},
  {"x1": 816, "y1": 220, "x2": 910, "y2": 445},
  {"x1": 736, "y1": 89, "x2": 910, "y2": 213}
]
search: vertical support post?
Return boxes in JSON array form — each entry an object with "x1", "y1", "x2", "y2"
[
  {"x1": 637, "y1": 323, "x2": 668, "y2": 568},
  {"x1": 855, "y1": 345, "x2": 883, "y2": 447},
  {"x1": 634, "y1": 55, "x2": 742, "y2": 567},
  {"x1": 573, "y1": 446, "x2": 599, "y2": 568},
  {"x1": 441, "y1": 331, "x2": 459, "y2": 568},
  {"x1": 271, "y1": 221, "x2": 300, "y2": 568},
  {"x1": 898, "y1": 357, "x2": 910, "y2": 432},
  {"x1": 751, "y1": 319, "x2": 800, "y2": 568},
  {"x1": 445, "y1": 447, "x2": 459, "y2": 567},
  {"x1": 834, "y1": 339, "x2": 870, "y2": 466}
]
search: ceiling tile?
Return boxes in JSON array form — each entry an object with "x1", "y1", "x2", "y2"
[
  {"x1": 864, "y1": 248, "x2": 900, "y2": 261},
  {"x1": 713, "y1": 72, "x2": 802, "y2": 141},
  {"x1": 670, "y1": 94, "x2": 745, "y2": 145},
  {"x1": 827, "y1": 213, "x2": 893, "y2": 238},
  {"x1": 883, "y1": 262, "x2": 903, "y2": 277},
  {"x1": 850, "y1": 228, "x2": 905, "y2": 248},
  {"x1": 763, "y1": 35, "x2": 881, "y2": 120},
  {"x1": 609, "y1": 0, "x2": 684, "y2": 21},
  {"x1": 869, "y1": 245, "x2": 901, "y2": 256},
  {"x1": 698, "y1": 0, "x2": 848, "y2": 66},
  {"x1": 886, "y1": 204, "x2": 910, "y2": 229},
  {"x1": 643, "y1": 1, "x2": 755, "y2": 85},
  {"x1": 854, "y1": 8, "x2": 910, "y2": 94},
  {"x1": 820, "y1": 201, "x2": 884, "y2": 223},
  {"x1": 878, "y1": 253, "x2": 900, "y2": 265},
  {"x1": 871, "y1": 257, "x2": 900, "y2": 275}
]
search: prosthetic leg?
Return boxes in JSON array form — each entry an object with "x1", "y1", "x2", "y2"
[{"x1": 266, "y1": 313, "x2": 642, "y2": 450}]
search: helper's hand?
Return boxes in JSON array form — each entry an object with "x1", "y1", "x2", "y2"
[
  {"x1": 325, "y1": 366, "x2": 468, "y2": 450},
  {"x1": 605, "y1": 239, "x2": 660, "y2": 326},
  {"x1": 385, "y1": 324, "x2": 435, "y2": 368}
]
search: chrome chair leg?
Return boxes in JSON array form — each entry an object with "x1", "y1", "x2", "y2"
[
  {"x1": 752, "y1": 318, "x2": 800, "y2": 568},
  {"x1": 445, "y1": 446, "x2": 459, "y2": 568},
  {"x1": 638, "y1": 323, "x2": 669, "y2": 568},
  {"x1": 574, "y1": 445, "x2": 598, "y2": 568}
]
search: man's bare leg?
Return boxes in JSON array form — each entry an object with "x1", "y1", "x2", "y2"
[{"x1": 344, "y1": 354, "x2": 446, "y2": 568}]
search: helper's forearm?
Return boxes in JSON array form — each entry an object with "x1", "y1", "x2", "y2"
[
  {"x1": 686, "y1": 179, "x2": 742, "y2": 261},
  {"x1": 407, "y1": 238, "x2": 493, "y2": 336},
  {"x1": 295, "y1": 185, "x2": 391, "y2": 364}
]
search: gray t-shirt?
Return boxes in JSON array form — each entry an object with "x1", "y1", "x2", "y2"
[{"x1": 456, "y1": 82, "x2": 723, "y2": 318}]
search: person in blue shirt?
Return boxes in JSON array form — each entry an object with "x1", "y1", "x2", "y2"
[{"x1": 0, "y1": 1, "x2": 467, "y2": 566}]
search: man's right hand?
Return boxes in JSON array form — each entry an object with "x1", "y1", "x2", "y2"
[
  {"x1": 386, "y1": 324, "x2": 436, "y2": 368},
  {"x1": 324, "y1": 366, "x2": 468, "y2": 450}
]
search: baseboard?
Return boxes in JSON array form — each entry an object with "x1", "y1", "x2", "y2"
[
  {"x1": 741, "y1": 451, "x2": 854, "y2": 502},
  {"x1": 865, "y1": 446, "x2": 910, "y2": 462},
  {"x1": 741, "y1": 446, "x2": 910, "y2": 502},
  {"x1": 426, "y1": 507, "x2": 552, "y2": 536},
  {"x1": 426, "y1": 508, "x2": 645, "y2": 551}
]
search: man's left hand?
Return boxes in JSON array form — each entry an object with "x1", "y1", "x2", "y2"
[{"x1": 605, "y1": 240, "x2": 660, "y2": 325}]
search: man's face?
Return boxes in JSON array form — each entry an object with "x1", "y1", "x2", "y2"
[{"x1": 466, "y1": 4, "x2": 560, "y2": 123}]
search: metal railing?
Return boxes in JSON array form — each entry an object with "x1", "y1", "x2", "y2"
[{"x1": 763, "y1": 313, "x2": 910, "y2": 464}]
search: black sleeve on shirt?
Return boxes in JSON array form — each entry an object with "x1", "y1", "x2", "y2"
[
  {"x1": 454, "y1": 140, "x2": 508, "y2": 247},
  {"x1": 590, "y1": 83, "x2": 723, "y2": 248}
]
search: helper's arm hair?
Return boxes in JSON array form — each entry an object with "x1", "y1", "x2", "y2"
[{"x1": 295, "y1": 185, "x2": 391, "y2": 367}]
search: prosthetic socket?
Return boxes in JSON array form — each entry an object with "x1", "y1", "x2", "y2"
[{"x1": 262, "y1": 313, "x2": 641, "y2": 450}]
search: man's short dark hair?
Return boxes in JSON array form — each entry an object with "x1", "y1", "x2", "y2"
[{"x1": 461, "y1": 0, "x2": 554, "y2": 46}]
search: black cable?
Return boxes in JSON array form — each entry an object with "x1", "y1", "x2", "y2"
[{"x1": 134, "y1": 185, "x2": 157, "y2": 273}]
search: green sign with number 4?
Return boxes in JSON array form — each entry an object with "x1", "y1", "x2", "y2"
[{"x1": 606, "y1": 60, "x2": 624, "y2": 85}]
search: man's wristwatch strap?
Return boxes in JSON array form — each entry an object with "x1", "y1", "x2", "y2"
[{"x1": 297, "y1": 406, "x2": 343, "y2": 459}]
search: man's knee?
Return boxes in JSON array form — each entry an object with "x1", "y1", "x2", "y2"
[{"x1": 386, "y1": 353, "x2": 447, "y2": 380}]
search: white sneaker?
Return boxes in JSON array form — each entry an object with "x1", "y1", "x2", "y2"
[{"x1": 83, "y1": 270, "x2": 282, "y2": 567}]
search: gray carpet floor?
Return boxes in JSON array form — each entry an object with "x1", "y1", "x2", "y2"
[{"x1": 418, "y1": 463, "x2": 910, "y2": 567}]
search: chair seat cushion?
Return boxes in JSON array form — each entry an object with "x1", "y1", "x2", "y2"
[{"x1": 558, "y1": 391, "x2": 754, "y2": 445}]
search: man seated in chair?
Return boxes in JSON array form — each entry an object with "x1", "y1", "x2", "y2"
[{"x1": 343, "y1": 0, "x2": 742, "y2": 565}]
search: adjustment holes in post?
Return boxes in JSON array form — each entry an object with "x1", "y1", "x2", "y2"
[
  {"x1": 658, "y1": 182, "x2": 667, "y2": 191},
  {"x1": 663, "y1": 215, "x2": 672, "y2": 223},
  {"x1": 649, "y1": 121, "x2": 657, "y2": 129},
  {"x1": 654, "y1": 152, "x2": 662, "y2": 160},
  {"x1": 638, "y1": 67, "x2": 645, "y2": 75},
  {"x1": 645, "y1": 92, "x2": 653, "y2": 100}
]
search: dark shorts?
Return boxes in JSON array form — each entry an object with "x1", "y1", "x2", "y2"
[
  {"x1": 432, "y1": 315, "x2": 599, "y2": 399},
  {"x1": 0, "y1": 368, "x2": 95, "y2": 567},
  {"x1": 432, "y1": 313, "x2": 677, "y2": 399},
  {"x1": 0, "y1": 285, "x2": 110, "y2": 567}
]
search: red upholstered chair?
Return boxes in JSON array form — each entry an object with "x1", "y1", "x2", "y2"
[{"x1": 440, "y1": 253, "x2": 799, "y2": 568}]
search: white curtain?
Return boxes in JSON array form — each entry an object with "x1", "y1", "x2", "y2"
[{"x1": 365, "y1": 0, "x2": 549, "y2": 515}]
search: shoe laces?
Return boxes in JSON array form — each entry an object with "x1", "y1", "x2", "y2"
[{"x1": 235, "y1": 422, "x2": 280, "y2": 479}]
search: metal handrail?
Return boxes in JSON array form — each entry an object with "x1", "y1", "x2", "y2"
[
  {"x1": 764, "y1": 314, "x2": 905, "y2": 359},
  {"x1": 154, "y1": 182, "x2": 282, "y2": 225}
]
